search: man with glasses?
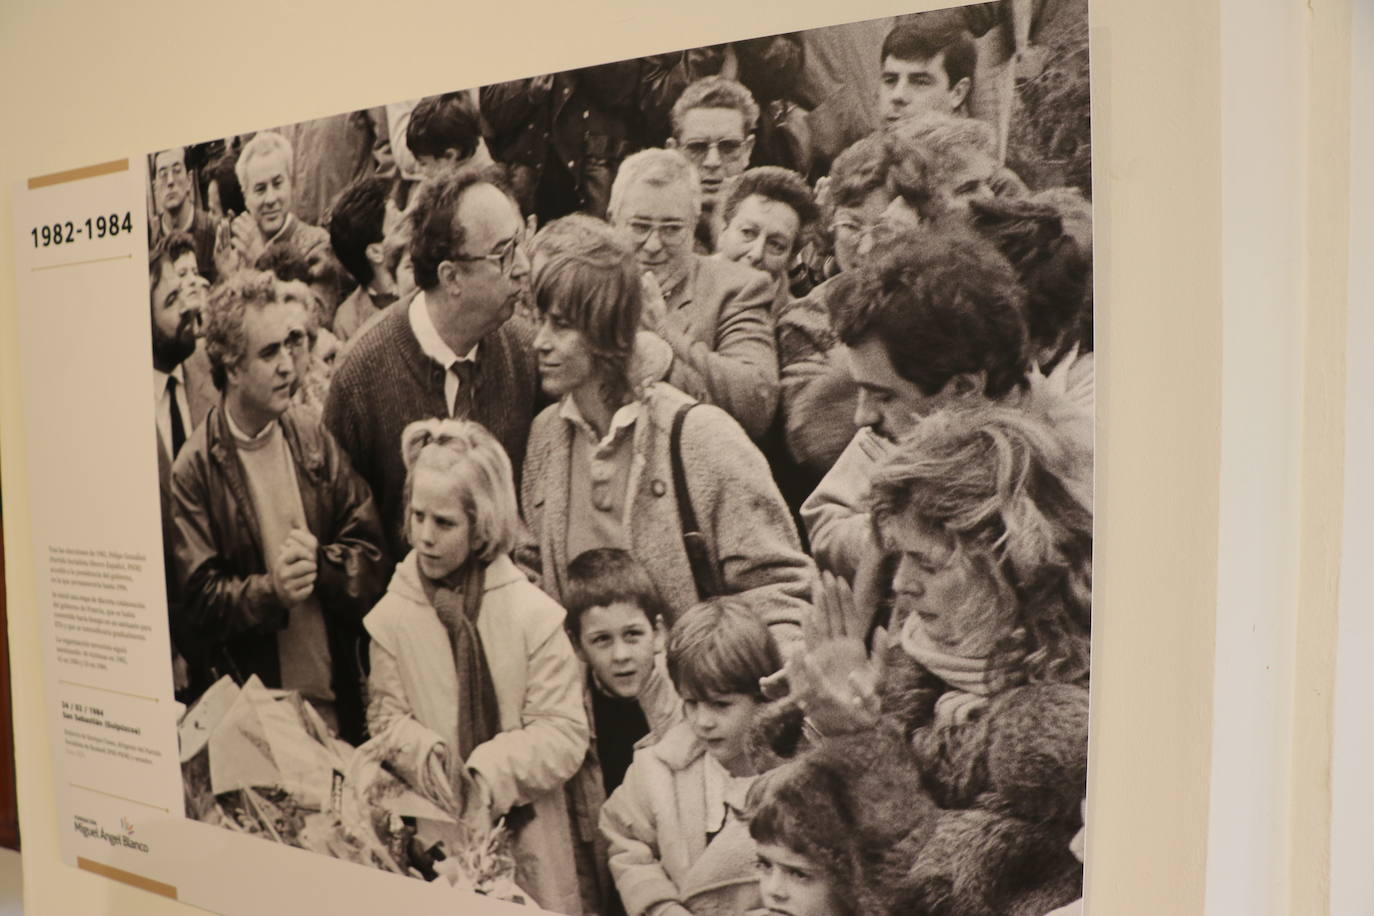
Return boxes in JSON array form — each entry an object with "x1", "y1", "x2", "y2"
[
  {"x1": 169, "y1": 271, "x2": 389, "y2": 742},
  {"x1": 324, "y1": 163, "x2": 540, "y2": 558},
  {"x1": 152, "y1": 147, "x2": 220, "y2": 283},
  {"x1": 666, "y1": 76, "x2": 758, "y2": 247},
  {"x1": 609, "y1": 148, "x2": 779, "y2": 442}
]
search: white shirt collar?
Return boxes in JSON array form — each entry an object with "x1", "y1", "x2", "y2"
[
  {"x1": 409, "y1": 290, "x2": 478, "y2": 368},
  {"x1": 153, "y1": 363, "x2": 186, "y2": 398},
  {"x1": 224, "y1": 405, "x2": 278, "y2": 443},
  {"x1": 558, "y1": 396, "x2": 641, "y2": 450}
]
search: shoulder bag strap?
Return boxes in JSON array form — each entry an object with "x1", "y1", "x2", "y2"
[{"x1": 670, "y1": 402, "x2": 722, "y2": 600}]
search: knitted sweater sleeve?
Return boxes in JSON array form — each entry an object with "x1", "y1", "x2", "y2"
[{"x1": 682, "y1": 405, "x2": 815, "y2": 642}]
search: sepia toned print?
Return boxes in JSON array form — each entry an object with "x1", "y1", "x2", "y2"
[{"x1": 147, "y1": 4, "x2": 1094, "y2": 912}]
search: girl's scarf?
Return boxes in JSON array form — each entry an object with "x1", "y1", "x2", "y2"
[{"x1": 420, "y1": 561, "x2": 500, "y2": 766}]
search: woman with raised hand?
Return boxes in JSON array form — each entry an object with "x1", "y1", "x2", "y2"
[{"x1": 774, "y1": 404, "x2": 1091, "y2": 915}]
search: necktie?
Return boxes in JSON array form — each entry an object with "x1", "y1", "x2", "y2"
[
  {"x1": 167, "y1": 375, "x2": 186, "y2": 457},
  {"x1": 450, "y1": 359, "x2": 476, "y2": 419}
]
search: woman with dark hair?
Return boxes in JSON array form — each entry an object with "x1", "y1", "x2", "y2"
[{"x1": 520, "y1": 214, "x2": 815, "y2": 648}]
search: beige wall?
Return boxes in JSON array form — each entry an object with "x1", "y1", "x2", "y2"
[{"x1": 0, "y1": 0, "x2": 1234, "y2": 911}]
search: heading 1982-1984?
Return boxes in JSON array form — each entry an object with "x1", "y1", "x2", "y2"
[{"x1": 31, "y1": 212, "x2": 134, "y2": 248}]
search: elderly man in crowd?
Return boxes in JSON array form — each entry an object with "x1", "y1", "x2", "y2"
[
  {"x1": 169, "y1": 271, "x2": 390, "y2": 742},
  {"x1": 324, "y1": 163, "x2": 540, "y2": 558},
  {"x1": 609, "y1": 148, "x2": 778, "y2": 442},
  {"x1": 218, "y1": 132, "x2": 337, "y2": 310}
]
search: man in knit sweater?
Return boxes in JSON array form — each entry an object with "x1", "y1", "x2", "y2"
[
  {"x1": 324, "y1": 163, "x2": 540, "y2": 560},
  {"x1": 169, "y1": 272, "x2": 389, "y2": 743}
]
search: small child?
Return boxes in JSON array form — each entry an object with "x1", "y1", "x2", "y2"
[
  {"x1": 564, "y1": 548, "x2": 682, "y2": 916},
  {"x1": 745, "y1": 768, "x2": 851, "y2": 916},
  {"x1": 600, "y1": 597, "x2": 783, "y2": 916},
  {"x1": 744, "y1": 730, "x2": 940, "y2": 916}
]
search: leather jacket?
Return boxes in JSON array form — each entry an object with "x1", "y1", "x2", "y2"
[{"x1": 169, "y1": 402, "x2": 391, "y2": 743}]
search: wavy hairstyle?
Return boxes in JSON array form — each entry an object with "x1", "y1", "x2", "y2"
[
  {"x1": 827, "y1": 131, "x2": 934, "y2": 222},
  {"x1": 235, "y1": 130, "x2": 293, "y2": 190},
  {"x1": 148, "y1": 229, "x2": 197, "y2": 295},
  {"x1": 670, "y1": 75, "x2": 760, "y2": 135},
  {"x1": 828, "y1": 225, "x2": 1029, "y2": 400},
  {"x1": 869, "y1": 406, "x2": 1092, "y2": 689},
  {"x1": 746, "y1": 729, "x2": 940, "y2": 916},
  {"x1": 889, "y1": 111, "x2": 997, "y2": 201},
  {"x1": 399, "y1": 418, "x2": 519, "y2": 565},
  {"x1": 967, "y1": 193, "x2": 1094, "y2": 365},
  {"x1": 202, "y1": 269, "x2": 280, "y2": 392},
  {"x1": 530, "y1": 214, "x2": 643, "y2": 406},
  {"x1": 608, "y1": 148, "x2": 702, "y2": 223},
  {"x1": 719, "y1": 165, "x2": 821, "y2": 254}
]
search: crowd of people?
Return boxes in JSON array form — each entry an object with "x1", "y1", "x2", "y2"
[{"x1": 149, "y1": 8, "x2": 1093, "y2": 916}]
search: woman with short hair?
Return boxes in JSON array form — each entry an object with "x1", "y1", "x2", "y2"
[{"x1": 520, "y1": 214, "x2": 815, "y2": 650}]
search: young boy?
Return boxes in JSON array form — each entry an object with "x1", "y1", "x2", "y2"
[
  {"x1": 565, "y1": 549, "x2": 682, "y2": 916},
  {"x1": 600, "y1": 597, "x2": 783, "y2": 916}
]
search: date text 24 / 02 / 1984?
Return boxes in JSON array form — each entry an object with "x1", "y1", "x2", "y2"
[{"x1": 31, "y1": 212, "x2": 133, "y2": 248}]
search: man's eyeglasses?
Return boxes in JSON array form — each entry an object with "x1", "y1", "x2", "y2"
[
  {"x1": 453, "y1": 231, "x2": 524, "y2": 276},
  {"x1": 625, "y1": 219, "x2": 690, "y2": 246},
  {"x1": 680, "y1": 138, "x2": 747, "y2": 162},
  {"x1": 156, "y1": 162, "x2": 187, "y2": 182}
]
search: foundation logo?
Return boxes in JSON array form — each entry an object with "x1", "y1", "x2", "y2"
[{"x1": 73, "y1": 814, "x2": 149, "y2": 853}]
